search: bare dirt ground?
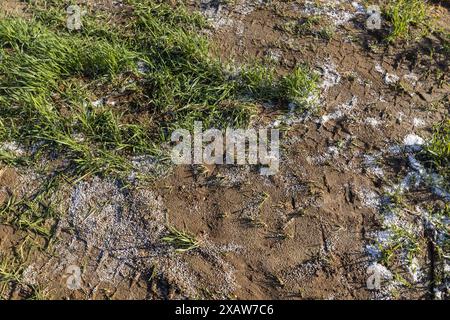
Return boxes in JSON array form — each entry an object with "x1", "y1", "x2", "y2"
[{"x1": 0, "y1": 0, "x2": 449, "y2": 300}]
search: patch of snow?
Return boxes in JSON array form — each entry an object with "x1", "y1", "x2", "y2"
[
  {"x1": 403, "y1": 134, "x2": 424, "y2": 151},
  {"x1": 384, "y1": 73, "x2": 400, "y2": 85},
  {"x1": 265, "y1": 49, "x2": 282, "y2": 63},
  {"x1": 352, "y1": 2, "x2": 365, "y2": 13},
  {"x1": 319, "y1": 61, "x2": 342, "y2": 92},
  {"x1": 365, "y1": 117, "x2": 380, "y2": 127},
  {"x1": 137, "y1": 60, "x2": 149, "y2": 73},
  {"x1": 375, "y1": 63, "x2": 384, "y2": 74},
  {"x1": 199, "y1": 0, "x2": 265, "y2": 29},
  {"x1": 22, "y1": 264, "x2": 38, "y2": 286},
  {"x1": 403, "y1": 73, "x2": 419, "y2": 87},
  {"x1": 1, "y1": 141, "x2": 26, "y2": 156},
  {"x1": 374, "y1": 64, "x2": 400, "y2": 85},
  {"x1": 363, "y1": 154, "x2": 384, "y2": 177},
  {"x1": 412, "y1": 118, "x2": 425, "y2": 128},
  {"x1": 319, "y1": 96, "x2": 358, "y2": 124},
  {"x1": 358, "y1": 188, "x2": 380, "y2": 209},
  {"x1": 301, "y1": 0, "x2": 358, "y2": 26},
  {"x1": 384, "y1": 143, "x2": 401, "y2": 156},
  {"x1": 92, "y1": 98, "x2": 104, "y2": 107},
  {"x1": 407, "y1": 154, "x2": 450, "y2": 201}
]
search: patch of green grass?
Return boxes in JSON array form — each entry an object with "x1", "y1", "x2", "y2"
[
  {"x1": 240, "y1": 65, "x2": 278, "y2": 101},
  {"x1": 0, "y1": 255, "x2": 23, "y2": 298},
  {"x1": 379, "y1": 225, "x2": 422, "y2": 266},
  {"x1": 0, "y1": 16, "x2": 146, "y2": 178},
  {"x1": 318, "y1": 26, "x2": 335, "y2": 41},
  {"x1": 240, "y1": 64, "x2": 318, "y2": 110},
  {"x1": 162, "y1": 226, "x2": 200, "y2": 253},
  {"x1": 423, "y1": 120, "x2": 450, "y2": 187},
  {"x1": 0, "y1": 178, "x2": 60, "y2": 237},
  {"x1": 385, "y1": 0, "x2": 430, "y2": 42},
  {"x1": 0, "y1": 0, "x2": 319, "y2": 242},
  {"x1": 280, "y1": 65, "x2": 319, "y2": 110},
  {"x1": 0, "y1": 0, "x2": 319, "y2": 181}
]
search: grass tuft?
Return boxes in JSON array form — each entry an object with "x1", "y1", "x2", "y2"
[
  {"x1": 423, "y1": 120, "x2": 450, "y2": 188},
  {"x1": 385, "y1": 0, "x2": 430, "y2": 42},
  {"x1": 162, "y1": 226, "x2": 200, "y2": 253}
]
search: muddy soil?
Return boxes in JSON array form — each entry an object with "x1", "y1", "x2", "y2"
[{"x1": 0, "y1": 0, "x2": 448, "y2": 300}]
